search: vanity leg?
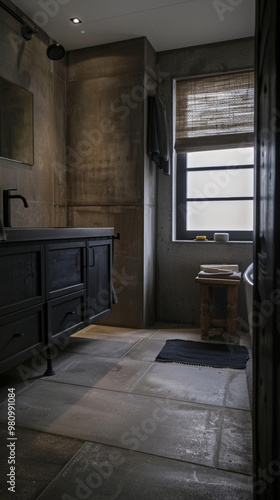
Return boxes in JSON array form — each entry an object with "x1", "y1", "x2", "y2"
[{"x1": 44, "y1": 347, "x2": 55, "y2": 376}]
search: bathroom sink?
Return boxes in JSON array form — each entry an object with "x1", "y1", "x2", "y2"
[{"x1": 3, "y1": 227, "x2": 114, "y2": 242}]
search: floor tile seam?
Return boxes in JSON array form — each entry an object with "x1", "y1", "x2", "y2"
[
  {"x1": 58, "y1": 350, "x2": 155, "y2": 363},
  {"x1": 30, "y1": 435, "x2": 255, "y2": 498},
  {"x1": 62, "y1": 351, "x2": 140, "y2": 359},
  {"x1": 70, "y1": 325, "x2": 160, "y2": 338},
  {"x1": 3, "y1": 425, "x2": 254, "y2": 481},
  {"x1": 69, "y1": 336, "x2": 144, "y2": 344},
  {"x1": 149, "y1": 331, "x2": 201, "y2": 340},
  {"x1": 127, "y1": 386, "x2": 226, "y2": 408},
  {"x1": 36, "y1": 440, "x2": 92, "y2": 500},
  {"x1": 0, "y1": 422, "x2": 86, "y2": 444},
  {"x1": 139, "y1": 329, "x2": 160, "y2": 339},
  {"x1": 126, "y1": 362, "x2": 155, "y2": 393},
  {"x1": 222, "y1": 371, "x2": 232, "y2": 408},
  {"x1": 213, "y1": 383, "x2": 253, "y2": 471},
  {"x1": 119, "y1": 338, "x2": 145, "y2": 358},
  {"x1": 215, "y1": 464, "x2": 254, "y2": 479},
  {"x1": 213, "y1": 395, "x2": 228, "y2": 468},
  {"x1": 1, "y1": 419, "x2": 236, "y2": 475},
  {"x1": 29, "y1": 378, "x2": 228, "y2": 410},
  {"x1": 71, "y1": 334, "x2": 156, "y2": 342},
  {"x1": 32, "y1": 430, "x2": 247, "y2": 474},
  {"x1": 122, "y1": 336, "x2": 165, "y2": 355},
  {"x1": 149, "y1": 329, "x2": 173, "y2": 339},
  {"x1": 86, "y1": 440, "x2": 254, "y2": 478},
  {"x1": 69, "y1": 335, "x2": 147, "y2": 343}
]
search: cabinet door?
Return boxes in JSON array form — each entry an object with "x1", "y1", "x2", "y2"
[
  {"x1": 47, "y1": 290, "x2": 86, "y2": 343},
  {"x1": 87, "y1": 239, "x2": 112, "y2": 323},
  {"x1": 0, "y1": 244, "x2": 44, "y2": 317},
  {"x1": 0, "y1": 304, "x2": 45, "y2": 374},
  {"x1": 46, "y1": 241, "x2": 86, "y2": 300}
]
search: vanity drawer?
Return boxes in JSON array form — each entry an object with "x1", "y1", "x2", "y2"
[
  {"x1": 47, "y1": 290, "x2": 86, "y2": 341},
  {"x1": 0, "y1": 244, "x2": 44, "y2": 317},
  {"x1": 46, "y1": 241, "x2": 86, "y2": 300},
  {"x1": 0, "y1": 305, "x2": 45, "y2": 368}
]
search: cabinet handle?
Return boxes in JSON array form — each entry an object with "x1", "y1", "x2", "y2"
[
  {"x1": 13, "y1": 333, "x2": 24, "y2": 337},
  {"x1": 83, "y1": 247, "x2": 87, "y2": 267},
  {"x1": 88, "y1": 247, "x2": 95, "y2": 267},
  {"x1": 66, "y1": 310, "x2": 76, "y2": 315}
]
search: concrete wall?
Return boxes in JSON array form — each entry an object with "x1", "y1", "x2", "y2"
[
  {"x1": 0, "y1": 1, "x2": 66, "y2": 227},
  {"x1": 66, "y1": 38, "x2": 157, "y2": 328},
  {"x1": 156, "y1": 38, "x2": 255, "y2": 326}
]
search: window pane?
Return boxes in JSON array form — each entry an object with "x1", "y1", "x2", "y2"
[
  {"x1": 187, "y1": 200, "x2": 253, "y2": 231},
  {"x1": 187, "y1": 168, "x2": 254, "y2": 198},
  {"x1": 188, "y1": 147, "x2": 254, "y2": 168}
]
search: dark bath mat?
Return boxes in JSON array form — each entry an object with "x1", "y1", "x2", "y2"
[{"x1": 155, "y1": 339, "x2": 249, "y2": 369}]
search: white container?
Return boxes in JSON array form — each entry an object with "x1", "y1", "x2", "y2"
[{"x1": 214, "y1": 232, "x2": 229, "y2": 242}]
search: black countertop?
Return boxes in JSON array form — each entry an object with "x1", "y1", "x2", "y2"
[{"x1": 2, "y1": 227, "x2": 115, "y2": 242}]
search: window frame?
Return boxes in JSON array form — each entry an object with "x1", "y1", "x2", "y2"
[
  {"x1": 175, "y1": 69, "x2": 254, "y2": 242},
  {"x1": 176, "y1": 150, "x2": 254, "y2": 241}
]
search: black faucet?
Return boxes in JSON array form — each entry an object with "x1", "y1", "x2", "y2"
[{"x1": 3, "y1": 189, "x2": 29, "y2": 227}]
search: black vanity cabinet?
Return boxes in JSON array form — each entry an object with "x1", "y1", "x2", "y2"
[
  {"x1": 0, "y1": 244, "x2": 46, "y2": 373},
  {"x1": 0, "y1": 228, "x2": 115, "y2": 374}
]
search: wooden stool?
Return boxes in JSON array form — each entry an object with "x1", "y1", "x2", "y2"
[{"x1": 195, "y1": 276, "x2": 241, "y2": 340}]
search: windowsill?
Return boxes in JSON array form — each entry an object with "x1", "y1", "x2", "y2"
[{"x1": 174, "y1": 239, "x2": 253, "y2": 244}]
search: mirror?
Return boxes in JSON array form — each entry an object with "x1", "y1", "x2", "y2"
[{"x1": 0, "y1": 76, "x2": 34, "y2": 165}]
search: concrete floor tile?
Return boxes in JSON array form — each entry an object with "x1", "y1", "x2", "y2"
[
  {"x1": 38, "y1": 442, "x2": 253, "y2": 500},
  {"x1": 123, "y1": 338, "x2": 166, "y2": 361},
  {"x1": 225, "y1": 371, "x2": 250, "y2": 410},
  {"x1": 134, "y1": 363, "x2": 228, "y2": 406},
  {"x1": 218, "y1": 408, "x2": 253, "y2": 475},
  {"x1": 0, "y1": 381, "x2": 222, "y2": 467},
  {"x1": 64, "y1": 337, "x2": 140, "y2": 358}
]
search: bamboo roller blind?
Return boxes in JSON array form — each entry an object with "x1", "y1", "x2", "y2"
[{"x1": 175, "y1": 71, "x2": 254, "y2": 152}]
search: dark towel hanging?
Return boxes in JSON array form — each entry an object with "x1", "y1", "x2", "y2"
[{"x1": 147, "y1": 95, "x2": 170, "y2": 175}]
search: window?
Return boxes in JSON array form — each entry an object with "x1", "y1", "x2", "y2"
[{"x1": 175, "y1": 71, "x2": 254, "y2": 241}]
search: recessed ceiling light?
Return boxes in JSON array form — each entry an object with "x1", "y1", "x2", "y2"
[{"x1": 70, "y1": 17, "x2": 82, "y2": 24}]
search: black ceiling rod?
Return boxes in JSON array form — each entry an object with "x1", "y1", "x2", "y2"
[{"x1": 0, "y1": 0, "x2": 38, "y2": 38}]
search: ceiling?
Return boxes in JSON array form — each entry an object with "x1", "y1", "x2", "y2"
[{"x1": 10, "y1": 0, "x2": 255, "y2": 53}]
